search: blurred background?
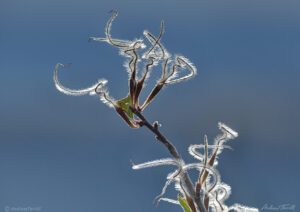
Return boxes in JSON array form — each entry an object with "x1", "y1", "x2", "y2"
[{"x1": 0, "y1": 0, "x2": 299, "y2": 211}]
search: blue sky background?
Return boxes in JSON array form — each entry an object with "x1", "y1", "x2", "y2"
[{"x1": 0, "y1": 0, "x2": 300, "y2": 211}]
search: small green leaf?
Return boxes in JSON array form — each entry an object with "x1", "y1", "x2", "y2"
[
  {"x1": 117, "y1": 94, "x2": 133, "y2": 120},
  {"x1": 178, "y1": 194, "x2": 192, "y2": 212}
]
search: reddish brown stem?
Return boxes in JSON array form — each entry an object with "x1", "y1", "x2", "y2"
[{"x1": 130, "y1": 106, "x2": 207, "y2": 212}]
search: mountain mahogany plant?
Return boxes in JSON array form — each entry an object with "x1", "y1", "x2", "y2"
[{"x1": 54, "y1": 10, "x2": 258, "y2": 212}]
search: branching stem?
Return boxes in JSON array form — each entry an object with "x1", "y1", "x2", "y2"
[{"x1": 130, "y1": 106, "x2": 206, "y2": 212}]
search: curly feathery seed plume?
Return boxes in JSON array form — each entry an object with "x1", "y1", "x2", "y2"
[
  {"x1": 54, "y1": 11, "x2": 257, "y2": 212},
  {"x1": 131, "y1": 123, "x2": 258, "y2": 212},
  {"x1": 54, "y1": 10, "x2": 197, "y2": 128},
  {"x1": 54, "y1": 63, "x2": 107, "y2": 96}
]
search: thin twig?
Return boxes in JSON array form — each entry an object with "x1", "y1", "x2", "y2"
[{"x1": 129, "y1": 106, "x2": 206, "y2": 212}]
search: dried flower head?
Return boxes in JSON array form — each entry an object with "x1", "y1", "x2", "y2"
[
  {"x1": 54, "y1": 10, "x2": 196, "y2": 128},
  {"x1": 54, "y1": 11, "x2": 258, "y2": 212},
  {"x1": 131, "y1": 123, "x2": 258, "y2": 212}
]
